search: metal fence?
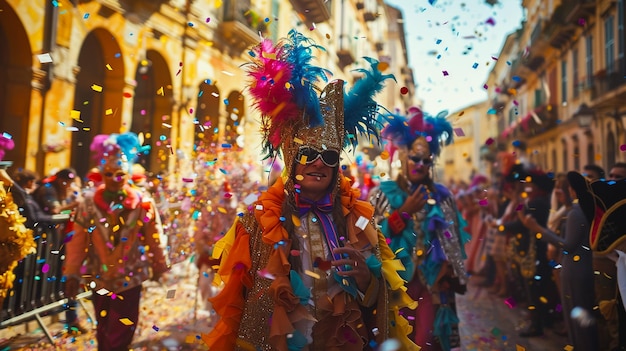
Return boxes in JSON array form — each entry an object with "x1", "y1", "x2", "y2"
[{"x1": 1, "y1": 224, "x2": 92, "y2": 345}]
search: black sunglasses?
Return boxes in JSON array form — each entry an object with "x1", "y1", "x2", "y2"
[
  {"x1": 297, "y1": 146, "x2": 340, "y2": 167},
  {"x1": 408, "y1": 155, "x2": 433, "y2": 165},
  {"x1": 104, "y1": 171, "x2": 127, "y2": 179}
]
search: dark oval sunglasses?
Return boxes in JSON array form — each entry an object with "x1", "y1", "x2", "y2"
[{"x1": 297, "y1": 146, "x2": 340, "y2": 167}]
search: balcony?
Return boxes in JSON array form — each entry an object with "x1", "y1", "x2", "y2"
[
  {"x1": 591, "y1": 58, "x2": 626, "y2": 103},
  {"x1": 336, "y1": 35, "x2": 355, "y2": 68},
  {"x1": 543, "y1": 0, "x2": 579, "y2": 49},
  {"x1": 563, "y1": 0, "x2": 595, "y2": 24},
  {"x1": 502, "y1": 104, "x2": 558, "y2": 140},
  {"x1": 216, "y1": 0, "x2": 264, "y2": 56},
  {"x1": 289, "y1": 0, "x2": 331, "y2": 26}
]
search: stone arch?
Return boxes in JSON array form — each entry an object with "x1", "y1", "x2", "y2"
[
  {"x1": 71, "y1": 28, "x2": 125, "y2": 177},
  {"x1": 0, "y1": 0, "x2": 32, "y2": 168},
  {"x1": 224, "y1": 90, "x2": 245, "y2": 147},
  {"x1": 195, "y1": 80, "x2": 221, "y2": 147},
  {"x1": 131, "y1": 49, "x2": 173, "y2": 174}
]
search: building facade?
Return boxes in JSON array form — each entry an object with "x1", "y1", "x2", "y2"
[
  {"x1": 491, "y1": 0, "x2": 626, "y2": 174},
  {"x1": 0, "y1": 0, "x2": 415, "y2": 182}
]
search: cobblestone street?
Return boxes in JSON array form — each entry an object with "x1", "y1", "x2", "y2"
[{"x1": 1, "y1": 263, "x2": 570, "y2": 351}]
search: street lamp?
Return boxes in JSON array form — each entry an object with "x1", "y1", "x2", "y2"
[{"x1": 574, "y1": 103, "x2": 595, "y2": 128}]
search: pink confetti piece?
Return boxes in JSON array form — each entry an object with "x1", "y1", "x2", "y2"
[
  {"x1": 454, "y1": 128, "x2": 465, "y2": 137},
  {"x1": 485, "y1": 137, "x2": 495, "y2": 145},
  {"x1": 620, "y1": 144, "x2": 626, "y2": 151},
  {"x1": 42, "y1": 263, "x2": 50, "y2": 273},
  {"x1": 442, "y1": 70, "x2": 449, "y2": 76},
  {"x1": 485, "y1": 17, "x2": 495, "y2": 26},
  {"x1": 516, "y1": 204, "x2": 525, "y2": 211}
]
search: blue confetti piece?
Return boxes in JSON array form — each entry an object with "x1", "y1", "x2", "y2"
[
  {"x1": 436, "y1": 38, "x2": 442, "y2": 44},
  {"x1": 512, "y1": 75, "x2": 522, "y2": 82},
  {"x1": 83, "y1": 13, "x2": 90, "y2": 19},
  {"x1": 115, "y1": 52, "x2": 121, "y2": 58},
  {"x1": 472, "y1": 62, "x2": 479, "y2": 69},
  {"x1": 219, "y1": 168, "x2": 228, "y2": 174}
]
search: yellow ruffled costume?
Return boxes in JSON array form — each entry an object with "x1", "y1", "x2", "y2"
[
  {"x1": 203, "y1": 176, "x2": 418, "y2": 350},
  {"x1": 0, "y1": 181, "x2": 36, "y2": 307}
]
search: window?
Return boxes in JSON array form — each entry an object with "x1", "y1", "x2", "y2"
[
  {"x1": 607, "y1": 131, "x2": 616, "y2": 168},
  {"x1": 619, "y1": 0, "x2": 625, "y2": 72},
  {"x1": 561, "y1": 59, "x2": 568, "y2": 103},
  {"x1": 573, "y1": 137, "x2": 580, "y2": 171},
  {"x1": 586, "y1": 35, "x2": 593, "y2": 88},
  {"x1": 606, "y1": 15, "x2": 616, "y2": 73},
  {"x1": 587, "y1": 143, "x2": 595, "y2": 166},
  {"x1": 562, "y1": 139, "x2": 569, "y2": 171},
  {"x1": 552, "y1": 148, "x2": 557, "y2": 171},
  {"x1": 572, "y1": 48, "x2": 579, "y2": 97}
]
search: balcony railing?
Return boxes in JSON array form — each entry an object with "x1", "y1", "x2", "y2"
[
  {"x1": 591, "y1": 58, "x2": 626, "y2": 99},
  {"x1": 289, "y1": 0, "x2": 331, "y2": 25},
  {"x1": 337, "y1": 35, "x2": 355, "y2": 68},
  {"x1": 563, "y1": 0, "x2": 596, "y2": 23},
  {"x1": 216, "y1": 0, "x2": 264, "y2": 55}
]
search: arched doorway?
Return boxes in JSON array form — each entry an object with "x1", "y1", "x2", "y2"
[
  {"x1": 0, "y1": 1, "x2": 32, "y2": 169},
  {"x1": 71, "y1": 29, "x2": 124, "y2": 178},
  {"x1": 194, "y1": 80, "x2": 221, "y2": 148},
  {"x1": 225, "y1": 91, "x2": 245, "y2": 148},
  {"x1": 131, "y1": 49, "x2": 173, "y2": 174}
]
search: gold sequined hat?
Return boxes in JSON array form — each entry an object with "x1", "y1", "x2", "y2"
[{"x1": 245, "y1": 30, "x2": 394, "y2": 187}]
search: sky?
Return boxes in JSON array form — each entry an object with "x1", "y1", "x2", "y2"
[{"x1": 385, "y1": 0, "x2": 525, "y2": 115}]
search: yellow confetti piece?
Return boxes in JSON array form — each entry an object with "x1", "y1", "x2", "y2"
[
  {"x1": 70, "y1": 110, "x2": 81, "y2": 121},
  {"x1": 564, "y1": 345, "x2": 574, "y2": 351},
  {"x1": 112, "y1": 224, "x2": 120, "y2": 232},
  {"x1": 262, "y1": 52, "x2": 277, "y2": 60},
  {"x1": 119, "y1": 318, "x2": 134, "y2": 325},
  {"x1": 299, "y1": 155, "x2": 308, "y2": 164},
  {"x1": 378, "y1": 62, "x2": 389, "y2": 71},
  {"x1": 304, "y1": 270, "x2": 320, "y2": 280},
  {"x1": 100, "y1": 310, "x2": 107, "y2": 317},
  {"x1": 105, "y1": 108, "x2": 113, "y2": 115},
  {"x1": 295, "y1": 174, "x2": 304, "y2": 181},
  {"x1": 157, "y1": 86, "x2": 164, "y2": 96},
  {"x1": 105, "y1": 64, "x2": 112, "y2": 70},
  {"x1": 539, "y1": 296, "x2": 548, "y2": 304},
  {"x1": 292, "y1": 215, "x2": 301, "y2": 227},
  {"x1": 573, "y1": 255, "x2": 580, "y2": 262},
  {"x1": 379, "y1": 150, "x2": 389, "y2": 160},
  {"x1": 516, "y1": 345, "x2": 526, "y2": 351},
  {"x1": 380, "y1": 172, "x2": 386, "y2": 177},
  {"x1": 293, "y1": 137, "x2": 304, "y2": 144},
  {"x1": 185, "y1": 335, "x2": 196, "y2": 344},
  {"x1": 91, "y1": 84, "x2": 103, "y2": 92},
  {"x1": 218, "y1": 207, "x2": 227, "y2": 213}
]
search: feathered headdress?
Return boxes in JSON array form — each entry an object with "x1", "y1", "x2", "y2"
[
  {"x1": 0, "y1": 132, "x2": 14, "y2": 162},
  {"x1": 89, "y1": 132, "x2": 150, "y2": 171},
  {"x1": 380, "y1": 106, "x2": 453, "y2": 159},
  {"x1": 244, "y1": 30, "x2": 394, "y2": 166}
]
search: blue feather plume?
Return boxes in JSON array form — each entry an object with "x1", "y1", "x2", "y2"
[
  {"x1": 424, "y1": 113, "x2": 453, "y2": 157},
  {"x1": 343, "y1": 57, "x2": 396, "y2": 149},
  {"x1": 114, "y1": 132, "x2": 142, "y2": 162},
  {"x1": 379, "y1": 110, "x2": 414, "y2": 148},
  {"x1": 283, "y1": 30, "x2": 332, "y2": 127}
]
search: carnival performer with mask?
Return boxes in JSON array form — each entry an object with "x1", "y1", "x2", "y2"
[
  {"x1": 63, "y1": 132, "x2": 170, "y2": 351},
  {"x1": 370, "y1": 107, "x2": 470, "y2": 351},
  {"x1": 202, "y1": 30, "x2": 418, "y2": 351}
]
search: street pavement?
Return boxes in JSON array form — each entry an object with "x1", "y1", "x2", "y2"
[{"x1": 1, "y1": 263, "x2": 570, "y2": 350}]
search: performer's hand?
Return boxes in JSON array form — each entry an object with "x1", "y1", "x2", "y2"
[
  {"x1": 64, "y1": 277, "x2": 80, "y2": 299},
  {"x1": 398, "y1": 184, "x2": 428, "y2": 216},
  {"x1": 519, "y1": 213, "x2": 541, "y2": 233},
  {"x1": 332, "y1": 247, "x2": 371, "y2": 292}
]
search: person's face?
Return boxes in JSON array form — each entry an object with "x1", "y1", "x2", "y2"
[
  {"x1": 102, "y1": 162, "x2": 128, "y2": 193},
  {"x1": 608, "y1": 166, "x2": 626, "y2": 181},
  {"x1": 293, "y1": 146, "x2": 339, "y2": 201},
  {"x1": 406, "y1": 151, "x2": 432, "y2": 184},
  {"x1": 583, "y1": 169, "x2": 601, "y2": 181}
]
